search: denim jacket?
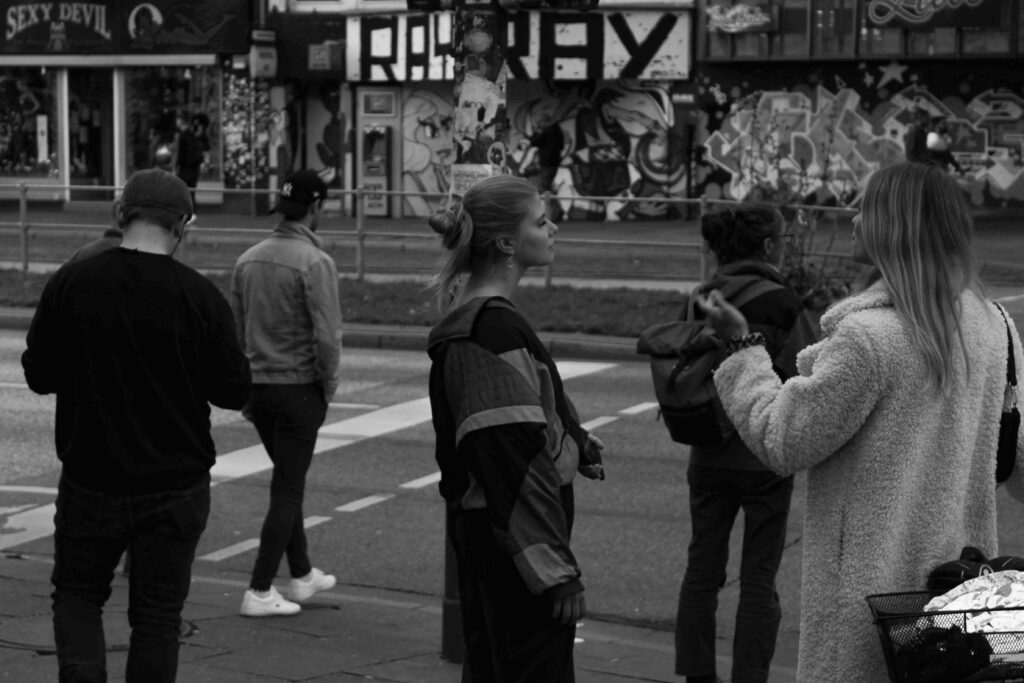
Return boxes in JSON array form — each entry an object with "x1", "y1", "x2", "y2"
[{"x1": 230, "y1": 221, "x2": 342, "y2": 402}]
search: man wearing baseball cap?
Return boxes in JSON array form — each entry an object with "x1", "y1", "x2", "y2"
[
  {"x1": 22, "y1": 168, "x2": 252, "y2": 682},
  {"x1": 231, "y1": 169, "x2": 343, "y2": 616}
]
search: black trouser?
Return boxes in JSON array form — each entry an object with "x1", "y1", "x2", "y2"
[
  {"x1": 675, "y1": 465, "x2": 794, "y2": 683},
  {"x1": 450, "y1": 486, "x2": 577, "y2": 683},
  {"x1": 51, "y1": 473, "x2": 210, "y2": 683},
  {"x1": 248, "y1": 383, "x2": 328, "y2": 591}
]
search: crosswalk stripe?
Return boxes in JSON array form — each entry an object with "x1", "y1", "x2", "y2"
[
  {"x1": 581, "y1": 416, "x2": 618, "y2": 430},
  {"x1": 0, "y1": 504, "x2": 56, "y2": 551},
  {"x1": 399, "y1": 472, "x2": 441, "y2": 489},
  {"x1": 198, "y1": 538, "x2": 259, "y2": 562},
  {"x1": 335, "y1": 494, "x2": 394, "y2": 512},
  {"x1": 0, "y1": 360, "x2": 618, "y2": 553},
  {"x1": 619, "y1": 402, "x2": 658, "y2": 415}
]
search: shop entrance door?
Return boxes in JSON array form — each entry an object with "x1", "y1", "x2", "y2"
[{"x1": 68, "y1": 69, "x2": 114, "y2": 201}]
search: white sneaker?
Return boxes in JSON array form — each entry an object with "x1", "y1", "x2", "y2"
[
  {"x1": 240, "y1": 586, "x2": 301, "y2": 617},
  {"x1": 287, "y1": 568, "x2": 336, "y2": 603}
]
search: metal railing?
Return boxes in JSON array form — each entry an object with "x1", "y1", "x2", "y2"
[{"x1": 0, "y1": 182, "x2": 858, "y2": 286}]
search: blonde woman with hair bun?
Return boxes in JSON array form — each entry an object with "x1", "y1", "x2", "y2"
[
  {"x1": 696, "y1": 162, "x2": 1024, "y2": 681},
  {"x1": 426, "y1": 174, "x2": 604, "y2": 681}
]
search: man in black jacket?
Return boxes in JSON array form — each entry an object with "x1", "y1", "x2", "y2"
[{"x1": 22, "y1": 168, "x2": 251, "y2": 683}]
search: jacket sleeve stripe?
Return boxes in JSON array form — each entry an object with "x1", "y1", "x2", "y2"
[
  {"x1": 514, "y1": 543, "x2": 582, "y2": 595},
  {"x1": 497, "y1": 347, "x2": 543, "y2": 393},
  {"x1": 455, "y1": 405, "x2": 547, "y2": 447}
]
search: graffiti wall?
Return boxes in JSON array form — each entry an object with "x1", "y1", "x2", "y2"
[
  {"x1": 304, "y1": 81, "x2": 352, "y2": 197},
  {"x1": 401, "y1": 84, "x2": 453, "y2": 216},
  {"x1": 697, "y1": 61, "x2": 1024, "y2": 208},
  {"x1": 508, "y1": 80, "x2": 688, "y2": 221}
]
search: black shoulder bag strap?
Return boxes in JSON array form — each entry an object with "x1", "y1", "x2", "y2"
[{"x1": 995, "y1": 302, "x2": 1019, "y2": 483}]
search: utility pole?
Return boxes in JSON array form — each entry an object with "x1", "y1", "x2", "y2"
[{"x1": 405, "y1": 0, "x2": 599, "y2": 664}]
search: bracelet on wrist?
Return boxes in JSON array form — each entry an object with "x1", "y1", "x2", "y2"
[{"x1": 724, "y1": 332, "x2": 766, "y2": 356}]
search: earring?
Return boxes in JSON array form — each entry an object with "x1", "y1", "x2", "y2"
[{"x1": 506, "y1": 254, "x2": 514, "y2": 270}]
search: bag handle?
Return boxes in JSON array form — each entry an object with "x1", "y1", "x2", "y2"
[{"x1": 995, "y1": 302, "x2": 1017, "y2": 393}]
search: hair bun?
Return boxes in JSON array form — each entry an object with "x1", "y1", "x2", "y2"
[{"x1": 428, "y1": 204, "x2": 468, "y2": 250}]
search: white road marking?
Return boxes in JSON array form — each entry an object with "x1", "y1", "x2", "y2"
[
  {"x1": 0, "y1": 486, "x2": 58, "y2": 495},
  {"x1": 198, "y1": 539, "x2": 259, "y2": 562},
  {"x1": 197, "y1": 517, "x2": 332, "y2": 562},
  {"x1": 0, "y1": 360, "x2": 618, "y2": 553},
  {"x1": 328, "y1": 402, "x2": 380, "y2": 410},
  {"x1": 995, "y1": 293, "x2": 1024, "y2": 303},
  {"x1": 581, "y1": 416, "x2": 618, "y2": 430},
  {"x1": 210, "y1": 437, "x2": 354, "y2": 485},
  {"x1": 335, "y1": 494, "x2": 394, "y2": 512},
  {"x1": 0, "y1": 504, "x2": 56, "y2": 551},
  {"x1": 0, "y1": 504, "x2": 35, "y2": 516},
  {"x1": 399, "y1": 472, "x2": 441, "y2": 489},
  {"x1": 619, "y1": 402, "x2": 658, "y2": 415},
  {"x1": 0, "y1": 381, "x2": 28, "y2": 389}
]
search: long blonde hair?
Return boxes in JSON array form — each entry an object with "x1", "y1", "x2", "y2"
[
  {"x1": 427, "y1": 175, "x2": 538, "y2": 307},
  {"x1": 859, "y1": 162, "x2": 982, "y2": 391}
]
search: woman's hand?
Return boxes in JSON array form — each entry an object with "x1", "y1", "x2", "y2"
[
  {"x1": 696, "y1": 290, "x2": 749, "y2": 339},
  {"x1": 552, "y1": 590, "x2": 586, "y2": 625},
  {"x1": 578, "y1": 433, "x2": 605, "y2": 481}
]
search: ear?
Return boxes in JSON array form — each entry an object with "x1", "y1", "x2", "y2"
[
  {"x1": 496, "y1": 237, "x2": 515, "y2": 255},
  {"x1": 115, "y1": 202, "x2": 128, "y2": 229}
]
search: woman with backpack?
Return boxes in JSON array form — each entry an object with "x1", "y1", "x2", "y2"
[
  {"x1": 425, "y1": 175, "x2": 605, "y2": 682},
  {"x1": 675, "y1": 204, "x2": 815, "y2": 683},
  {"x1": 696, "y1": 162, "x2": 1024, "y2": 681}
]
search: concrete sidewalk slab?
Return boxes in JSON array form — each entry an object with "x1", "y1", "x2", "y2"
[{"x1": 0, "y1": 553, "x2": 797, "y2": 682}]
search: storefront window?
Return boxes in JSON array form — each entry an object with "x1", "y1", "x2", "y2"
[
  {"x1": 962, "y1": 26, "x2": 1010, "y2": 54},
  {"x1": 859, "y1": 25, "x2": 902, "y2": 55},
  {"x1": 735, "y1": 33, "x2": 769, "y2": 57},
  {"x1": 907, "y1": 27, "x2": 957, "y2": 56},
  {"x1": 0, "y1": 68, "x2": 59, "y2": 177},
  {"x1": 813, "y1": 0, "x2": 854, "y2": 56},
  {"x1": 124, "y1": 66, "x2": 222, "y2": 182},
  {"x1": 708, "y1": 30, "x2": 731, "y2": 58},
  {"x1": 772, "y1": 0, "x2": 809, "y2": 56}
]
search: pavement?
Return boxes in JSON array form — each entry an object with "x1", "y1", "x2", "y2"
[{"x1": 0, "y1": 551, "x2": 718, "y2": 683}]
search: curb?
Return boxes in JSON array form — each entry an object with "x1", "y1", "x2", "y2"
[{"x1": 0, "y1": 309, "x2": 640, "y2": 362}]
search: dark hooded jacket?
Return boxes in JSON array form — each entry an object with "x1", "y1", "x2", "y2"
[
  {"x1": 427, "y1": 296, "x2": 588, "y2": 601},
  {"x1": 688, "y1": 260, "x2": 816, "y2": 470}
]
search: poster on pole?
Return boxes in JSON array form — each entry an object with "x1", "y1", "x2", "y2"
[{"x1": 450, "y1": 163, "x2": 494, "y2": 197}]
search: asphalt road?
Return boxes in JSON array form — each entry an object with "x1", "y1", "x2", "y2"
[{"x1": 0, "y1": 338, "x2": 723, "y2": 638}]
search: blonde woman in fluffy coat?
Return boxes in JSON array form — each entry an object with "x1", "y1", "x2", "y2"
[{"x1": 697, "y1": 162, "x2": 1024, "y2": 682}]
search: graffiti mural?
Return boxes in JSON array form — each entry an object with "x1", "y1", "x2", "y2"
[
  {"x1": 401, "y1": 84, "x2": 453, "y2": 215},
  {"x1": 698, "y1": 61, "x2": 1024, "y2": 208},
  {"x1": 508, "y1": 80, "x2": 687, "y2": 221}
]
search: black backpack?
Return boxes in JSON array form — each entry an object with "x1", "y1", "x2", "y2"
[{"x1": 636, "y1": 277, "x2": 784, "y2": 447}]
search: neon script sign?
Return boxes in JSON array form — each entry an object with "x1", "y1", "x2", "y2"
[
  {"x1": 707, "y1": 3, "x2": 773, "y2": 33},
  {"x1": 867, "y1": 0, "x2": 988, "y2": 26}
]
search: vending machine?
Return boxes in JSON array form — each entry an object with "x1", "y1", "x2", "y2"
[{"x1": 361, "y1": 125, "x2": 391, "y2": 217}]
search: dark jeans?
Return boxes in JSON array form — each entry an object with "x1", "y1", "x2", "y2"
[
  {"x1": 675, "y1": 465, "x2": 794, "y2": 683},
  {"x1": 249, "y1": 383, "x2": 328, "y2": 591},
  {"x1": 449, "y1": 486, "x2": 577, "y2": 683},
  {"x1": 51, "y1": 473, "x2": 210, "y2": 683}
]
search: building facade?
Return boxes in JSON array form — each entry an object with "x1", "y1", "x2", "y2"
[
  {"x1": 0, "y1": 0, "x2": 261, "y2": 207},
  {"x1": 693, "y1": 0, "x2": 1024, "y2": 209},
  {"x1": 265, "y1": 0, "x2": 696, "y2": 220}
]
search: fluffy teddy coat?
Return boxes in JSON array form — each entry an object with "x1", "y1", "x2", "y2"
[{"x1": 713, "y1": 282, "x2": 1024, "y2": 682}]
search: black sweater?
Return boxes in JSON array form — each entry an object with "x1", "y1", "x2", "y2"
[{"x1": 22, "y1": 248, "x2": 251, "y2": 494}]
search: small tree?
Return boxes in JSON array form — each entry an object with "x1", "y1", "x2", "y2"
[{"x1": 729, "y1": 90, "x2": 865, "y2": 315}]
